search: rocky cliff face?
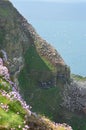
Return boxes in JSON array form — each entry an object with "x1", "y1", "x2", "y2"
[
  {"x1": 1, "y1": 1, "x2": 86, "y2": 129},
  {"x1": 0, "y1": 0, "x2": 71, "y2": 123},
  {"x1": 0, "y1": 0, "x2": 70, "y2": 84},
  {"x1": 62, "y1": 79, "x2": 86, "y2": 113},
  {"x1": 0, "y1": 0, "x2": 71, "y2": 111},
  {"x1": 0, "y1": 0, "x2": 32, "y2": 75}
]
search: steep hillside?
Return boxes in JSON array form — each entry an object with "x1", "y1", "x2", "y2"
[
  {"x1": 0, "y1": 0, "x2": 70, "y2": 119},
  {"x1": 0, "y1": 0, "x2": 70, "y2": 79},
  {"x1": 0, "y1": 0, "x2": 86, "y2": 130},
  {"x1": 0, "y1": 57, "x2": 72, "y2": 130}
]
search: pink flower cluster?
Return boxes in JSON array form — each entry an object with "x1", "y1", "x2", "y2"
[
  {"x1": 0, "y1": 90, "x2": 31, "y2": 129},
  {"x1": 0, "y1": 58, "x2": 10, "y2": 80}
]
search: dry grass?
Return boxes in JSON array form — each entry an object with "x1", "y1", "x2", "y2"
[{"x1": 27, "y1": 114, "x2": 71, "y2": 130}]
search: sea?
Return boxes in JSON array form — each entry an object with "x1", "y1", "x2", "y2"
[{"x1": 30, "y1": 20, "x2": 86, "y2": 76}]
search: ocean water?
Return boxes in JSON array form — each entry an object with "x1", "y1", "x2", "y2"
[{"x1": 30, "y1": 20, "x2": 86, "y2": 76}]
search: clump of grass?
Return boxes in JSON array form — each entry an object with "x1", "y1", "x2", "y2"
[
  {"x1": 41, "y1": 56, "x2": 56, "y2": 72},
  {"x1": 27, "y1": 114, "x2": 70, "y2": 130},
  {"x1": 0, "y1": 93, "x2": 26, "y2": 130},
  {"x1": 71, "y1": 74, "x2": 86, "y2": 81},
  {"x1": 18, "y1": 45, "x2": 63, "y2": 120},
  {"x1": 24, "y1": 45, "x2": 52, "y2": 71},
  {"x1": 0, "y1": 78, "x2": 27, "y2": 130},
  {"x1": 0, "y1": 77, "x2": 11, "y2": 92},
  {"x1": 0, "y1": 77, "x2": 71, "y2": 130}
]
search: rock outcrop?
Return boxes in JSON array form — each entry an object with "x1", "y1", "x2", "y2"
[
  {"x1": 0, "y1": 0, "x2": 70, "y2": 85},
  {"x1": 0, "y1": 0, "x2": 71, "y2": 125},
  {"x1": 1, "y1": 1, "x2": 86, "y2": 129},
  {"x1": 62, "y1": 80, "x2": 86, "y2": 113}
]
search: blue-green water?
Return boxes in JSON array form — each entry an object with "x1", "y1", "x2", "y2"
[{"x1": 31, "y1": 20, "x2": 86, "y2": 76}]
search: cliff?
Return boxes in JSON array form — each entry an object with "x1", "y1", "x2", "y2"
[
  {"x1": 0, "y1": 58, "x2": 72, "y2": 130},
  {"x1": 0, "y1": 0, "x2": 86, "y2": 130},
  {"x1": 0, "y1": 0, "x2": 70, "y2": 81},
  {"x1": 0, "y1": 0, "x2": 70, "y2": 120}
]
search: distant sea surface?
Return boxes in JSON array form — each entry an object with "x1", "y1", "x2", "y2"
[{"x1": 30, "y1": 20, "x2": 86, "y2": 76}]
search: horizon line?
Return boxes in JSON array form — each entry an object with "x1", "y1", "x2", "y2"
[{"x1": 11, "y1": 0, "x2": 86, "y2": 3}]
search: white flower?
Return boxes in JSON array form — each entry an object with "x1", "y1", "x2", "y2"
[{"x1": 18, "y1": 125, "x2": 21, "y2": 128}]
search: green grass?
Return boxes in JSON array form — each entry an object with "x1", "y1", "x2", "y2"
[
  {"x1": 18, "y1": 45, "x2": 86, "y2": 130},
  {"x1": 0, "y1": 77, "x2": 11, "y2": 92},
  {"x1": 70, "y1": 113, "x2": 86, "y2": 130},
  {"x1": 0, "y1": 92, "x2": 26, "y2": 130},
  {"x1": 0, "y1": 8, "x2": 9, "y2": 17},
  {"x1": 54, "y1": 107, "x2": 86, "y2": 130},
  {"x1": 0, "y1": 108, "x2": 24, "y2": 129},
  {"x1": 0, "y1": 78, "x2": 27, "y2": 130},
  {"x1": 18, "y1": 45, "x2": 63, "y2": 120},
  {"x1": 0, "y1": 93, "x2": 10, "y2": 104},
  {"x1": 24, "y1": 45, "x2": 54, "y2": 71},
  {"x1": 41, "y1": 56, "x2": 56, "y2": 72},
  {"x1": 71, "y1": 74, "x2": 86, "y2": 81},
  {"x1": 0, "y1": 1, "x2": 14, "y2": 18},
  {"x1": 0, "y1": 78, "x2": 70, "y2": 130},
  {"x1": 19, "y1": 69, "x2": 62, "y2": 119},
  {"x1": 0, "y1": 30, "x2": 5, "y2": 45}
]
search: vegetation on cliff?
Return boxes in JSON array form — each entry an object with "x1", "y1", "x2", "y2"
[
  {"x1": 18, "y1": 45, "x2": 63, "y2": 118},
  {"x1": 0, "y1": 58, "x2": 72, "y2": 130},
  {"x1": 71, "y1": 74, "x2": 86, "y2": 81},
  {"x1": 0, "y1": 0, "x2": 86, "y2": 130},
  {"x1": 0, "y1": 0, "x2": 70, "y2": 123}
]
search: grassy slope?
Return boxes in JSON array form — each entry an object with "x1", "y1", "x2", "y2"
[
  {"x1": 0, "y1": 77, "x2": 27, "y2": 130},
  {"x1": 18, "y1": 45, "x2": 63, "y2": 119},
  {"x1": 71, "y1": 74, "x2": 86, "y2": 81},
  {"x1": 0, "y1": 1, "x2": 85, "y2": 129},
  {"x1": 18, "y1": 45, "x2": 86, "y2": 130},
  {"x1": 0, "y1": 94, "x2": 26, "y2": 130},
  {"x1": 0, "y1": 2, "x2": 66, "y2": 129},
  {"x1": 0, "y1": 76, "x2": 68, "y2": 130},
  {"x1": 0, "y1": 2, "x2": 26, "y2": 128},
  {"x1": 0, "y1": 1, "x2": 15, "y2": 48},
  {"x1": 59, "y1": 108, "x2": 86, "y2": 130}
]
